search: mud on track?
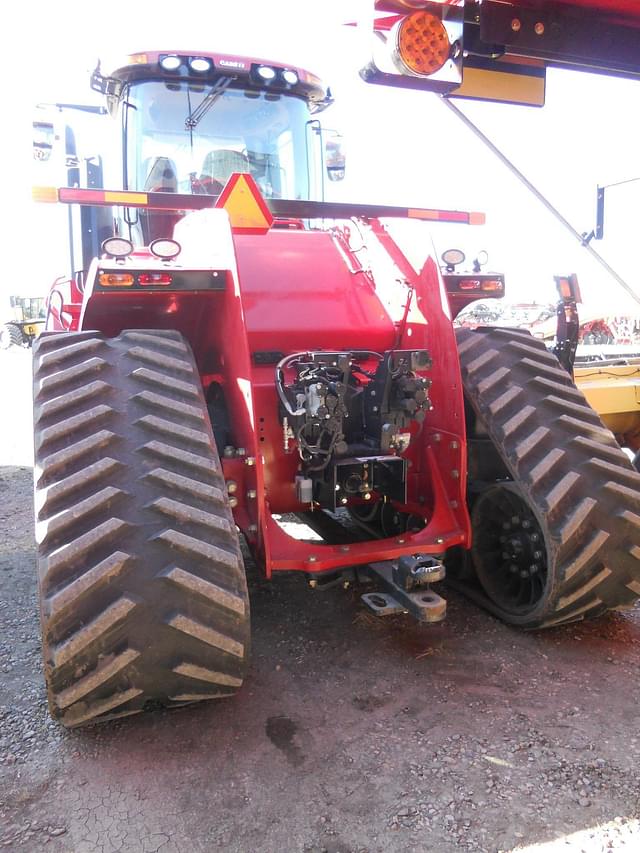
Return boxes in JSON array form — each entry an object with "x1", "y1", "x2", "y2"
[{"x1": 2, "y1": 348, "x2": 640, "y2": 852}]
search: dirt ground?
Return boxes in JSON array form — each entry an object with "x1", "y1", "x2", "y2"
[{"x1": 2, "y1": 346, "x2": 640, "y2": 853}]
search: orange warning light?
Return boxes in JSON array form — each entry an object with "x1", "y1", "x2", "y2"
[
  {"x1": 215, "y1": 173, "x2": 274, "y2": 234},
  {"x1": 396, "y1": 11, "x2": 451, "y2": 76}
]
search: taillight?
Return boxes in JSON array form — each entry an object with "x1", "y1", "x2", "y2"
[
  {"x1": 138, "y1": 273, "x2": 173, "y2": 286},
  {"x1": 481, "y1": 279, "x2": 504, "y2": 292},
  {"x1": 99, "y1": 273, "x2": 134, "y2": 287},
  {"x1": 458, "y1": 279, "x2": 481, "y2": 290}
]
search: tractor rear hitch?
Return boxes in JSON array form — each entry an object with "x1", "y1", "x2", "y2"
[{"x1": 361, "y1": 555, "x2": 446, "y2": 623}]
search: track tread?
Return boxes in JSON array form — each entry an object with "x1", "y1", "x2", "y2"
[
  {"x1": 33, "y1": 330, "x2": 250, "y2": 727},
  {"x1": 456, "y1": 326, "x2": 640, "y2": 628}
]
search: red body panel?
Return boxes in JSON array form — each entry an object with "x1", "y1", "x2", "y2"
[
  {"x1": 376, "y1": 0, "x2": 640, "y2": 23},
  {"x1": 52, "y1": 216, "x2": 471, "y2": 578},
  {"x1": 236, "y1": 230, "x2": 397, "y2": 354}
]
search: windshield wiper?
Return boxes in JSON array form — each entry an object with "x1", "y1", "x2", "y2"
[{"x1": 184, "y1": 77, "x2": 233, "y2": 130}]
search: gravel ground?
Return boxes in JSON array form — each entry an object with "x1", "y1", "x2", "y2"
[{"x1": 1, "y1": 346, "x2": 640, "y2": 853}]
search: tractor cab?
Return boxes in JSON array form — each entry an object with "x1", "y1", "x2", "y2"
[{"x1": 91, "y1": 51, "x2": 345, "y2": 244}]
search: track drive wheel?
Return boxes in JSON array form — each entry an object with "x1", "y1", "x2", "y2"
[
  {"x1": 33, "y1": 330, "x2": 250, "y2": 726},
  {"x1": 456, "y1": 326, "x2": 640, "y2": 629}
]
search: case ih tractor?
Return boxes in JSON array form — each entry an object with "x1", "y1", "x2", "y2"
[{"x1": 33, "y1": 0, "x2": 640, "y2": 727}]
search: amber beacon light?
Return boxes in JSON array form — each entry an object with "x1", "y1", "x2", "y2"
[{"x1": 395, "y1": 10, "x2": 451, "y2": 76}]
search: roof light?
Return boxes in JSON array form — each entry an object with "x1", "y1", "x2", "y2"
[
  {"x1": 257, "y1": 65, "x2": 276, "y2": 81},
  {"x1": 189, "y1": 57, "x2": 212, "y2": 73},
  {"x1": 282, "y1": 69, "x2": 298, "y2": 86},
  {"x1": 99, "y1": 272, "x2": 134, "y2": 287},
  {"x1": 101, "y1": 237, "x2": 134, "y2": 259},
  {"x1": 160, "y1": 55, "x2": 182, "y2": 72},
  {"x1": 396, "y1": 11, "x2": 451, "y2": 76},
  {"x1": 149, "y1": 238, "x2": 181, "y2": 260}
]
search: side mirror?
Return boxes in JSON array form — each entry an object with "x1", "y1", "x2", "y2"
[{"x1": 325, "y1": 132, "x2": 346, "y2": 183}]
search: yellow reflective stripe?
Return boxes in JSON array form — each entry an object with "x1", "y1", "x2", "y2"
[
  {"x1": 32, "y1": 186, "x2": 59, "y2": 203},
  {"x1": 407, "y1": 209, "x2": 440, "y2": 221},
  {"x1": 104, "y1": 191, "x2": 148, "y2": 205}
]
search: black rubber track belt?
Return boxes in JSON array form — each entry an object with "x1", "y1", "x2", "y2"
[
  {"x1": 455, "y1": 326, "x2": 640, "y2": 629},
  {"x1": 33, "y1": 330, "x2": 250, "y2": 726}
]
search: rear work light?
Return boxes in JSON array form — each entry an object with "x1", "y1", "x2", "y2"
[
  {"x1": 396, "y1": 10, "x2": 451, "y2": 76},
  {"x1": 138, "y1": 273, "x2": 173, "y2": 286},
  {"x1": 149, "y1": 238, "x2": 181, "y2": 260},
  {"x1": 102, "y1": 237, "x2": 134, "y2": 259},
  {"x1": 99, "y1": 273, "x2": 134, "y2": 287}
]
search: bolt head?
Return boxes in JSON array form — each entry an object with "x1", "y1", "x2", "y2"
[
  {"x1": 247, "y1": 489, "x2": 257, "y2": 499},
  {"x1": 228, "y1": 496, "x2": 238, "y2": 508},
  {"x1": 511, "y1": 17, "x2": 521, "y2": 31},
  {"x1": 245, "y1": 456, "x2": 256, "y2": 466},
  {"x1": 534, "y1": 21, "x2": 545, "y2": 35},
  {"x1": 226, "y1": 480, "x2": 238, "y2": 494},
  {"x1": 308, "y1": 555, "x2": 317, "y2": 563}
]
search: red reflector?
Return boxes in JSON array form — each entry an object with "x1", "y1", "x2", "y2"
[
  {"x1": 458, "y1": 279, "x2": 481, "y2": 290},
  {"x1": 138, "y1": 273, "x2": 173, "y2": 286},
  {"x1": 481, "y1": 279, "x2": 504, "y2": 292}
]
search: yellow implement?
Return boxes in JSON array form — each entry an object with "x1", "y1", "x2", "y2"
[{"x1": 574, "y1": 360, "x2": 640, "y2": 454}]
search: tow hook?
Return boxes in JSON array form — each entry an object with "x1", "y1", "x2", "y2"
[{"x1": 361, "y1": 554, "x2": 446, "y2": 623}]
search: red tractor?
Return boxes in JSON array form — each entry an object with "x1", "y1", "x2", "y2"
[{"x1": 33, "y1": 2, "x2": 640, "y2": 727}]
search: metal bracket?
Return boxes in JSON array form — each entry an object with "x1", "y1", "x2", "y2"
[{"x1": 361, "y1": 557, "x2": 446, "y2": 623}]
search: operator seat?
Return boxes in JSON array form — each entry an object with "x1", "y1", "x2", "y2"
[
  {"x1": 197, "y1": 149, "x2": 250, "y2": 194},
  {"x1": 141, "y1": 156, "x2": 179, "y2": 242}
]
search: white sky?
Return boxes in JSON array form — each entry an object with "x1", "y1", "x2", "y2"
[{"x1": 13, "y1": 0, "x2": 640, "y2": 313}]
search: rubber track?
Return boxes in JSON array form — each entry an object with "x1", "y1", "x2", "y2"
[
  {"x1": 33, "y1": 330, "x2": 250, "y2": 726},
  {"x1": 456, "y1": 327, "x2": 640, "y2": 628}
]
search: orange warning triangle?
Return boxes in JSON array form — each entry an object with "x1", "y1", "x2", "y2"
[{"x1": 215, "y1": 172, "x2": 274, "y2": 234}]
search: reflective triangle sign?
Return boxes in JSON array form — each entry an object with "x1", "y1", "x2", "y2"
[{"x1": 215, "y1": 172, "x2": 274, "y2": 234}]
